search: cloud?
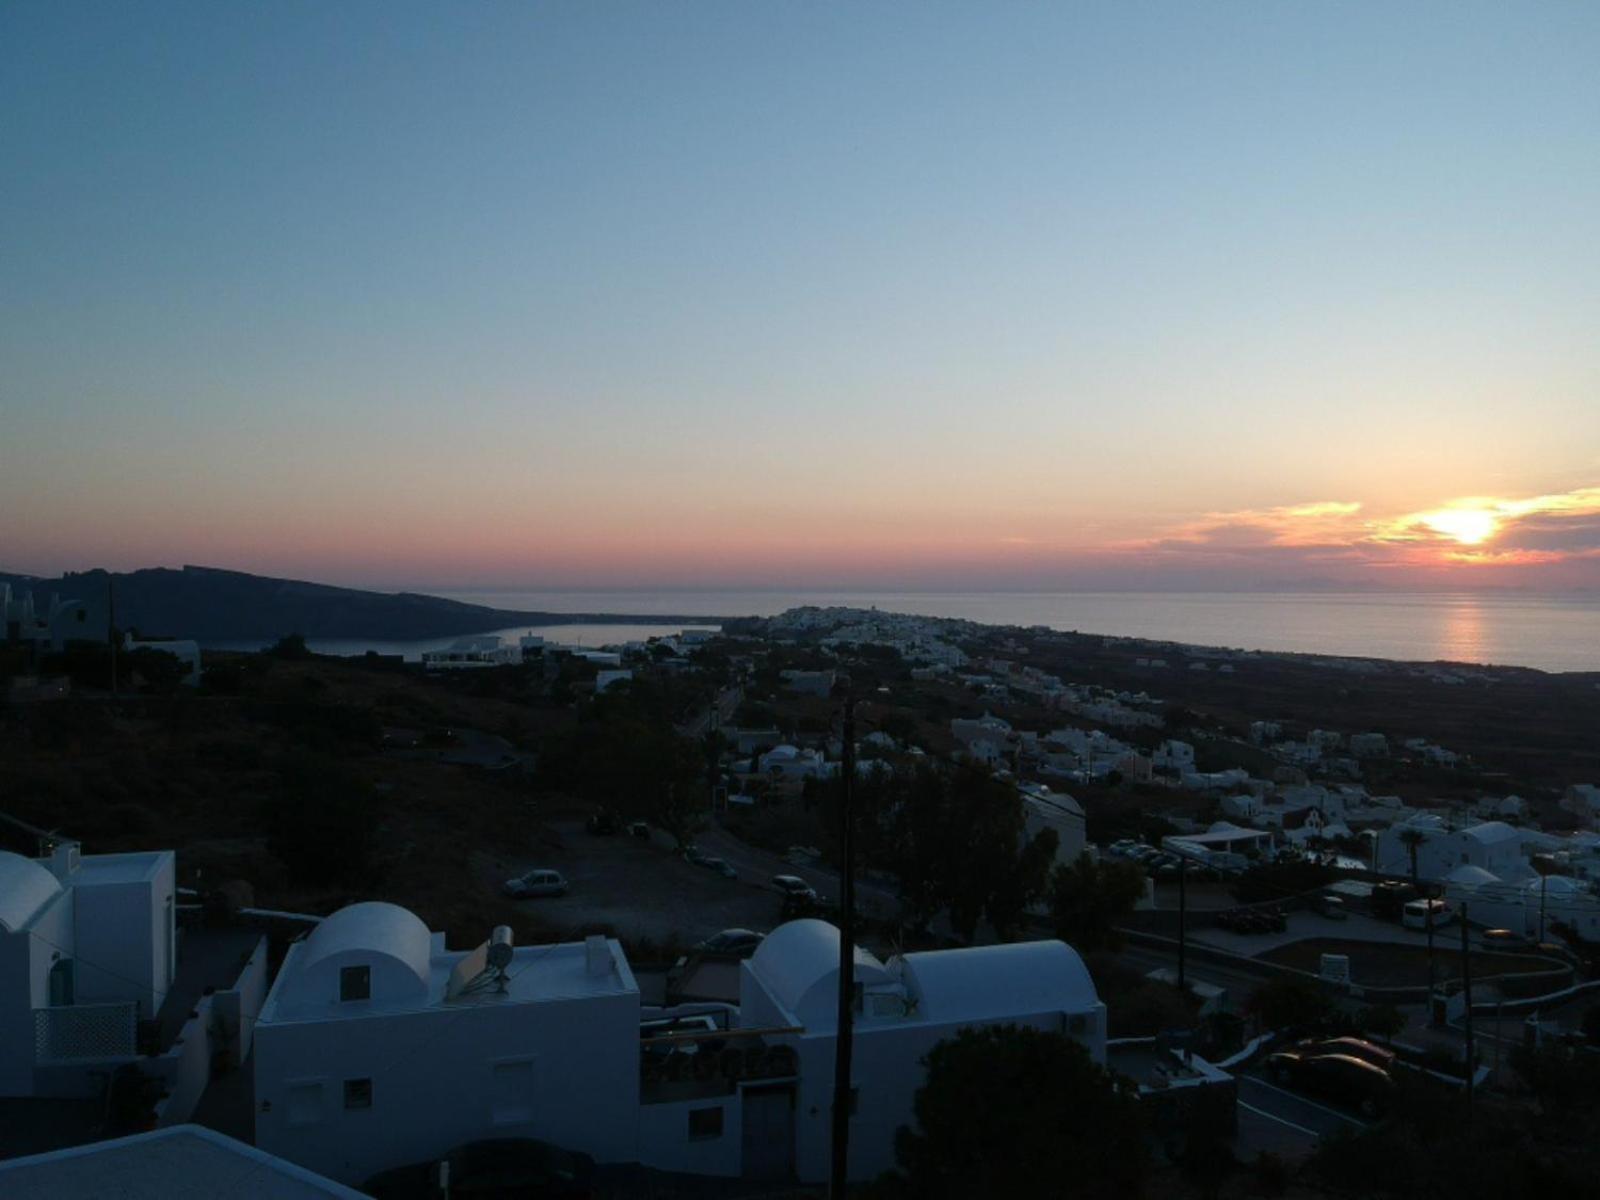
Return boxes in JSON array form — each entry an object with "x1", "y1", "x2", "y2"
[
  {"x1": 1164, "y1": 500, "x2": 1366, "y2": 549},
  {"x1": 1140, "y1": 484, "x2": 1600, "y2": 585}
]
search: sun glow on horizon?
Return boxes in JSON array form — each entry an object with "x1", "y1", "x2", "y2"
[{"x1": 1421, "y1": 508, "x2": 1499, "y2": 546}]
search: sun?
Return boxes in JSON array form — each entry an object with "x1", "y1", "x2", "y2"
[{"x1": 1422, "y1": 508, "x2": 1498, "y2": 545}]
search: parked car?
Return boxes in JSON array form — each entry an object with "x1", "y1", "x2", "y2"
[
  {"x1": 1295, "y1": 1035, "x2": 1396, "y2": 1071},
  {"x1": 628, "y1": 820, "x2": 650, "y2": 839},
  {"x1": 683, "y1": 846, "x2": 713, "y2": 867},
  {"x1": 696, "y1": 855, "x2": 738, "y2": 880},
  {"x1": 585, "y1": 809, "x2": 618, "y2": 835},
  {"x1": 1481, "y1": 927, "x2": 1534, "y2": 950},
  {"x1": 1312, "y1": 893, "x2": 1350, "y2": 921},
  {"x1": 1264, "y1": 1050, "x2": 1395, "y2": 1118},
  {"x1": 771, "y1": 874, "x2": 819, "y2": 902},
  {"x1": 362, "y1": 1137, "x2": 596, "y2": 1199},
  {"x1": 503, "y1": 869, "x2": 569, "y2": 899},
  {"x1": 695, "y1": 928, "x2": 766, "y2": 958}
]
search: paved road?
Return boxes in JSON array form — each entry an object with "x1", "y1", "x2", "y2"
[
  {"x1": 695, "y1": 824, "x2": 903, "y2": 922},
  {"x1": 1234, "y1": 1068, "x2": 1371, "y2": 1158},
  {"x1": 679, "y1": 685, "x2": 744, "y2": 738}
]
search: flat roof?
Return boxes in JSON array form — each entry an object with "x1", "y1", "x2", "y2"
[
  {"x1": 261, "y1": 937, "x2": 638, "y2": 1023},
  {"x1": 0, "y1": 1124, "x2": 366, "y2": 1199},
  {"x1": 69, "y1": 851, "x2": 170, "y2": 886},
  {"x1": 435, "y1": 940, "x2": 639, "y2": 1007}
]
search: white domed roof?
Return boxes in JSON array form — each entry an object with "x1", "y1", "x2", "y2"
[
  {"x1": 1525, "y1": 875, "x2": 1587, "y2": 897},
  {"x1": 1446, "y1": 865, "x2": 1500, "y2": 888},
  {"x1": 0, "y1": 852, "x2": 63, "y2": 933},
  {"x1": 278, "y1": 901, "x2": 433, "y2": 1012},
  {"x1": 747, "y1": 919, "x2": 891, "y2": 1029}
]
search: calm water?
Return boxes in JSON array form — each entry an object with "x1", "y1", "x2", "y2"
[
  {"x1": 209, "y1": 623, "x2": 722, "y2": 662},
  {"x1": 437, "y1": 590, "x2": 1600, "y2": 673}
]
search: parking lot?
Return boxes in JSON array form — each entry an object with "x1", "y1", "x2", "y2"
[{"x1": 489, "y1": 819, "x2": 795, "y2": 950}]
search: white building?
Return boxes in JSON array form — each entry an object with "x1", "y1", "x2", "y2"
[
  {"x1": 1561, "y1": 784, "x2": 1600, "y2": 827},
  {"x1": 0, "y1": 844, "x2": 177, "y2": 1097},
  {"x1": 752, "y1": 744, "x2": 832, "y2": 781},
  {"x1": 1348, "y1": 733, "x2": 1389, "y2": 759},
  {"x1": 420, "y1": 635, "x2": 521, "y2": 669},
  {"x1": 1376, "y1": 819, "x2": 1537, "y2": 885},
  {"x1": 254, "y1": 903, "x2": 641, "y2": 1185},
  {"x1": 1020, "y1": 788, "x2": 1087, "y2": 866},
  {"x1": 123, "y1": 634, "x2": 202, "y2": 686},
  {"x1": 1153, "y1": 740, "x2": 1195, "y2": 771},
  {"x1": 737, "y1": 922, "x2": 1106, "y2": 1184}
]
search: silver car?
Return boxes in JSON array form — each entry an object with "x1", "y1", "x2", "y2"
[{"x1": 503, "y1": 869, "x2": 569, "y2": 898}]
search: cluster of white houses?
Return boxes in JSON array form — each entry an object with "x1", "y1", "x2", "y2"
[{"x1": 0, "y1": 842, "x2": 1106, "y2": 1189}]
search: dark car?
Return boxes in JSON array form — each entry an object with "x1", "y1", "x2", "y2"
[
  {"x1": 771, "y1": 874, "x2": 818, "y2": 901},
  {"x1": 586, "y1": 809, "x2": 618, "y2": 835},
  {"x1": 695, "y1": 928, "x2": 766, "y2": 958},
  {"x1": 1265, "y1": 1051, "x2": 1395, "y2": 1117},
  {"x1": 362, "y1": 1137, "x2": 596, "y2": 1199},
  {"x1": 1296, "y1": 1035, "x2": 1396, "y2": 1072},
  {"x1": 695, "y1": 855, "x2": 738, "y2": 880}
]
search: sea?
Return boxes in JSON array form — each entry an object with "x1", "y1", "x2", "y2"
[{"x1": 264, "y1": 591, "x2": 1600, "y2": 674}]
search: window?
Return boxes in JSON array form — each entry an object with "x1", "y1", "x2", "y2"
[
  {"x1": 343, "y1": 1078, "x2": 373, "y2": 1110},
  {"x1": 340, "y1": 965, "x2": 371, "y2": 1002},
  {"x1": 490, "y1": 1059, "x2": 535, "y2": 1125},
  {"x1": 688, "y1": 1106, "x2": 724, "y2": 1141}
]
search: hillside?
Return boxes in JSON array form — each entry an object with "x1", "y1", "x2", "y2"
[{"x1": 0, "y1": 565, "x2": 721, "y2": 642}]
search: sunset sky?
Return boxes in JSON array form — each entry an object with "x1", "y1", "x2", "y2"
[{"x1": 4, "y1": 3, "x2": 1599, "y2": 592}]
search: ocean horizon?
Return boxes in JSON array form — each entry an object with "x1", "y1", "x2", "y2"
[{"x1": 414, "y1": 589, "x2": 1600, "y2": 675}]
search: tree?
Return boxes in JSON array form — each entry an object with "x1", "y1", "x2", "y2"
[
  {"x1": 884, "y1": 1025, "x2": 1146, "y2": 1200},
  {"x1": 1246, "y1": 976, "x2": 1331, "y2": 1032},
  {"x1": 265, "y1": 753, "x2": 376, "y2": 885},
  {"x1": 1049, "y1": 853, "x2": 1147, "y2": 953},
  {"x1": 266, "y1": 633, "x2": 313, "y2": 660},
  {"x1": 1398, "y1": 827, "x2": 1428, "y2": 883}
]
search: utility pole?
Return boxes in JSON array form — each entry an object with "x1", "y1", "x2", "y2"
[
  {"x1": 1177, "y1": 855, "x2": 1187, "y2": 996},
  {"x1": 1425, "y1": 885, "x2": 1437, "y2": 1024},
  {"x1": 829, "y1": 688, "x2": 857, "y2": 1199},
  {"x1": 1461, "y1": 901, "x2": 1475, "y2": 1117},
  {"x1": 108, "y1": 576, "x2": 118, "y2": 697},
  {"x1": 1539, "y1": 874, "x2": 1548, "y2": 944}
]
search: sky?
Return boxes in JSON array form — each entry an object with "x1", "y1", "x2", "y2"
[{"x1": 3, "y1": 2, "x2": 1599, "y2": 592}]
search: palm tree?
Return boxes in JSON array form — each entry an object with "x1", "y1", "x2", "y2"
[{"x1": 1398, "y1": 827, "x2": 1428, "y2": 884}]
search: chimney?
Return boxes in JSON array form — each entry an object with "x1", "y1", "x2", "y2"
[
  {"x1": 585, "y1": 934, "x2": 610, "y2": 977},
  {"x1": 49, "y1": 841, "x2": 81, "y2": 881}
]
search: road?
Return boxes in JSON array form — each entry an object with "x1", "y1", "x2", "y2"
[
  {"x1": 679, "y1": 685, "x2": 744, "y2": 739},
  {"x1": 695, "y1": 823, "x2": 904, "y2": 922},
  {"x1": 1233, "y1": 1068, "x2": 1371, "y2": 1158}
]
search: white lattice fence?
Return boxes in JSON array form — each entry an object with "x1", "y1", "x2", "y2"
[{"x1": 34, "y1": 1002, "x2": 137, "y2": 1061}]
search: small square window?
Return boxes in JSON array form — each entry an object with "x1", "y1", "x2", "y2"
[
  {"x1": 343, "y1": 1078, "x2": 373, "y2": 1110},
  {"x1": 340, "y1": 965, "x2": 371, "y2": 1002},
  {"x1": 688, "y1": 1106, "x2": 724, "y2": 1141}
]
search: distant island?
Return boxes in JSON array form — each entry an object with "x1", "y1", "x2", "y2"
[{"x1": 0, "y1": 565, "x2": 725, "y2": 642}]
